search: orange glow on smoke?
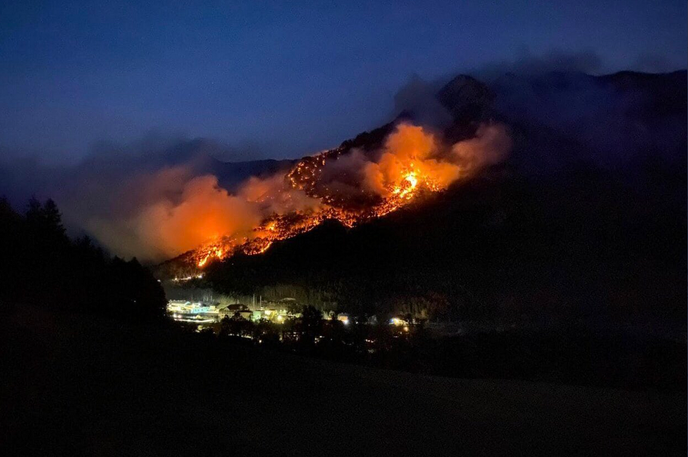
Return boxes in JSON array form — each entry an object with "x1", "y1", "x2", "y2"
[{"x1": 170, "y1": 122, "x2": 510, "y2": 268}]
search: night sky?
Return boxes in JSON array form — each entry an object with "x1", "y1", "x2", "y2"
[{"x1": 1, "y1": 0, "x2": 686, "y2": 162}]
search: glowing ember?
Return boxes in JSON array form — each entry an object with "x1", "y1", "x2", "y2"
[{"x1": 186, "y1": 122, "x2": 510, "y2": 268}]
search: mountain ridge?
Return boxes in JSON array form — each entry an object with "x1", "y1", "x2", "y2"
[{"x1": 160, "y1": 69, "x2": 685, "y2": 330}]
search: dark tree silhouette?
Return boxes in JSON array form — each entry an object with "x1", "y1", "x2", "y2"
[{"x1": 0, "y1": 197, "x2": 166, "y2": 321}]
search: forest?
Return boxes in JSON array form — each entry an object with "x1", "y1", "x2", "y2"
[
  {"x1": 196, "y1": 159, "x2": 685, "y2": 335},
  {"x1": 0, "y1": 197, "x2": 166, "y2": 321}
]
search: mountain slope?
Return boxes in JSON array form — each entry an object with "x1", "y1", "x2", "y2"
[{"x1": 166, "y1": 70, "x2": 686, "y2": 330}]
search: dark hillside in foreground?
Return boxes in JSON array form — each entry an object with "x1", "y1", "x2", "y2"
[{"x1": 1, "y1": 305, "x2": 685, "y2": 457}]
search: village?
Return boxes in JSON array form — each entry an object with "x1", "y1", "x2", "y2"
[
  {"x1": 164, "y1": 298, "x2": 424, "y2": 349},
  {"x1": 167, "y1": 298, "x2": 345, "y2": 322},
  {"x1": 167, "y1": 298, "x2": 387, "y2": 328}
]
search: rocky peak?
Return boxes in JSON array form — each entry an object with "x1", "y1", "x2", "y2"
[{"x1": 437, "y1": 75, "x2": 494, "y2": 123}]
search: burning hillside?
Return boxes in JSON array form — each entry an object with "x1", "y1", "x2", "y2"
[{"x1": 181, "y1": 122, "x2": 511, "y2": 270}]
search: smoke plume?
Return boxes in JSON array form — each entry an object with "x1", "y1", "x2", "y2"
[
  {"x1": 176, "y1": 122, "x2": 512, "y2": 266},
  {"x1": 1, "y1": 121, "x2": 509, "y2": 263},
  {"x1": 88, "y1": 174, "x2": 262, "y2": 261}
]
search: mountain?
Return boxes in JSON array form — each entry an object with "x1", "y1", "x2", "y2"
[
  {"x1": 128, "y1": 138, "x2": 297, "y2": 192},
  {"x1": 167, "y1": 70, "x2": 686, "y2": 333},
  {"x1": 490, "y1": 70, "x2": 687, "y2": 171}
]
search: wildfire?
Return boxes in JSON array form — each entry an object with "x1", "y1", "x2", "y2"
[
  {"x1": 193, "y1": 170, "x2": 434, "y2": 266},
  {"x1": 197, "y1": 246, "x2": 224, "y2": 267},
  {"x1": 392, "y1": 170, "x2": 419, "y2": 200},
  {"x1": 186, "y1": 122, "x2": 509, "y2": 268}
]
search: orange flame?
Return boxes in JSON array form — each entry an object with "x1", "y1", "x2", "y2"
[{"x1": 187, "y1": 123, "x2": 509, "y2": 268}]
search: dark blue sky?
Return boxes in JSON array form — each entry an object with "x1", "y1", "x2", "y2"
[{"x1": 1, "y1": 0, "x2": 685, "y2": 162}]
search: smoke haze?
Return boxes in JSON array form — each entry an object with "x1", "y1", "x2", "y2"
[
  {"x1": 0, "y1": 121, "x2": 511, "y2": 263},
  {"x1": 1, "y1": 50, "x2": 683, "y2": 263}
]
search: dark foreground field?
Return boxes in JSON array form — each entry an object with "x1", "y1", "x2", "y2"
[{"x1": 1, "y1": 305, "x2": 685, "y2": 456}]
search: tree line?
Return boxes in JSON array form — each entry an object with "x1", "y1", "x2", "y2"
[{"x1": 0, "y1": 197, "x2": 166, "y2": 321}]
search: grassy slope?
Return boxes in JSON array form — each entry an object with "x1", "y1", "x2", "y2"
[{"x1": 1, "y1": 304, "x2": 685, "y2": 456}]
